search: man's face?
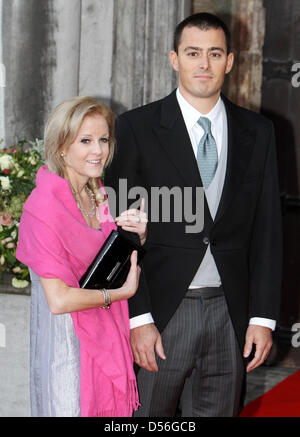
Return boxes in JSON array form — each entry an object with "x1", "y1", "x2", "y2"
[{"x1": 169, "y1": 26, "x2": 234, "y2": 104}]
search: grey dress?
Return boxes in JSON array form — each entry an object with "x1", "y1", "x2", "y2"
[{"x1": 29, "y1": 269, "x2": 81, "y2": 417}]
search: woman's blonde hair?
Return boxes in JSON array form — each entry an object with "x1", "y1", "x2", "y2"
[{"x1": 44, "y1": 96, "x2": 115, "y2": 204}]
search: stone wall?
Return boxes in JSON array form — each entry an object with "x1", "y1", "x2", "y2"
[
  {"x1": 193, "y1": 0, "x2": 265, "y2": 111},
  {"x1": 0, "y1": 0, "x2": 266, "y2": 146},
  {"x1": 111, "y1": 0, "x2": 192, "y2": 113},
  {"x1": 1, "y1": 0, "x2": 115, "y2": 146},
  {"x1": 0, "y1": 0, "x2": 192, "y2": 147},
  {"x1": 0, "y1": 292, "x2": 30, "y2": 416}
]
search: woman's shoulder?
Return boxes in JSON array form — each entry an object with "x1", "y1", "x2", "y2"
[{"x1": 24, "y1": 166, "x2": 74, "y2": 219}]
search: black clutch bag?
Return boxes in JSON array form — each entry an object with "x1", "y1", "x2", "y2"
[{"x1": 79, "y1": 230, "x2": 145, "y2": 290}]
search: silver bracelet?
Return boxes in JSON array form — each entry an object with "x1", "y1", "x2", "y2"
[{"x1": 100, "y1": 288, "x2": 111, "y2": 309}]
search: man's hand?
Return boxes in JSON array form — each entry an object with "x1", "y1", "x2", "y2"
[
  {"x1": 243, "y1": 325, "x2": 273, "y2": 373},
  {"x1": 130, "y1": 323, "x2": 166, "y2": 372}
]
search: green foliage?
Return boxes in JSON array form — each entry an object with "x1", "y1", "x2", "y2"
[{"x1": 0, "y1": 139, "x2": 44, "y2": 288}]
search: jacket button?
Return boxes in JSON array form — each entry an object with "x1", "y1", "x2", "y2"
[
  {"x1": 203, "y1": 237, "x2": 210, "y2": 245},
  {"x1": 211, "y1": 239, "x2": 217, "y2": 246}
]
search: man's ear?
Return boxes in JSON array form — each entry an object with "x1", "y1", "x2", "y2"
[
  {"x1": 225, "y1": 52, "x2": 234, "y2": 74},
  {"x1": 169, "y1": 50, "x2": 179, "y2": 73}
]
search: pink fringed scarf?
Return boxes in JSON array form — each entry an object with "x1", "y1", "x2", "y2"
[{"x1": 16, "y1": 166, "x2": 139, "y2": 417}]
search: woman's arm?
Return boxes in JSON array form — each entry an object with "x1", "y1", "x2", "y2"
[{"x1": 40, "y1": 251, "x2": 140, "y2": 314}]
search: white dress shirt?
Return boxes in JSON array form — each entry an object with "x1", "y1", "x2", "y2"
[{"x1": 130, "y1": 89, "x2": 276, "y2": 331}]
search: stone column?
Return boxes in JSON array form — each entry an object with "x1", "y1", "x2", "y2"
[
  {"x1": 79, "y1": 0, "x2": 114, "y2": 106},
  {"x1": 1, "y1": 0, "x2": 192, "y2": 145},
  {"x1": 111, "y1": 0, "x2": 192, "y2": 113},
  {"x1": 2, "y1": 0, "x2": 56, "y2": 146},
  {"x1": 50, "y1": 0, "x2": 82, "y2": 110},
  {"x1": 1, "y1": 0, "x2": 114, "y2": 146},
  {"x1": 227, "y1": 0, "x2": 266, "y2": 112}
]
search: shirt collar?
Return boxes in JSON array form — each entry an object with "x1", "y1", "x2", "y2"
[{"x1": 176, "y1": 88, "x2": 223, "y2": 131}]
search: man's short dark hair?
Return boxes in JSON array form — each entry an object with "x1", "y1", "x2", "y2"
[{"x1": 174, "y1": 12, "x2": 231, "y2": 54}]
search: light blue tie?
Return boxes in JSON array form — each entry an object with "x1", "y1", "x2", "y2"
[{"x1": 197, "y1": 117, "x2": 218, "y2": 189}]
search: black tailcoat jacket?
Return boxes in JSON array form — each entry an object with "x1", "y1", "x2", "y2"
[{"x1": 105, "y1": 90, "x2": 282, "y2": 353}]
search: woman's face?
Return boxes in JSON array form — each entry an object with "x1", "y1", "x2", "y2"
[{"x1": 62, "y1": 113, "x2": 110, "y2": 188}]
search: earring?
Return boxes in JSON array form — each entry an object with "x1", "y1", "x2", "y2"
[{"x1": 60, "y1": 152, "x2": 64, "y2": 157}]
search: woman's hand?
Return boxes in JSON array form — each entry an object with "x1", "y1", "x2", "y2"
[
  {"x1": 110, "y1": 250, "x2": 141, "y2": 302},
  {"x1": 115, "y1": 198, "x2": 148, "y2": 245}
]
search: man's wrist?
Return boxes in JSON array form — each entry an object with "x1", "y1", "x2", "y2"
[
  {"x1": 249, "y1": 317, "x2": 276, "y2": 331},
  {"x1": 130, "y1": 312, "x2": 154, "y2": 329}
]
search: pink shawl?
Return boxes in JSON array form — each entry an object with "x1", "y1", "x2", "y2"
[{"x1": 16, "y1": 165, "x2": 139, "y2": 417}]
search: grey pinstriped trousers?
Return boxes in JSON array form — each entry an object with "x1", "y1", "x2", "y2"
[{"x1": 134, "y1": 287, "x2": 245, "y2": 417}]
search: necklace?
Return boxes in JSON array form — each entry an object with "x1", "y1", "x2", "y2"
[
  {"x1": 76, "y1": 185, "x2": 97, "y2": 218},
  {"x1": 67, "y1": 177, "x2": 101, "y2": 226}
]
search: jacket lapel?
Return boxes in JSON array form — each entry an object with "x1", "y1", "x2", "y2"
[
  {"x1": 152, "y1": 90, "x2": 202, "y2": 188},
  {"x1": 152, "y1": 91, "x2": 256, "y2": 225},
  {"x1": 214, "y1": 96, "x2": 256, "y2": 224}
]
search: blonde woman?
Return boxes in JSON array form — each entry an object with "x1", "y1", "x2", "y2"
[{"x1": 16, "y1": 97, "x2": 146, "y2": 417}]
